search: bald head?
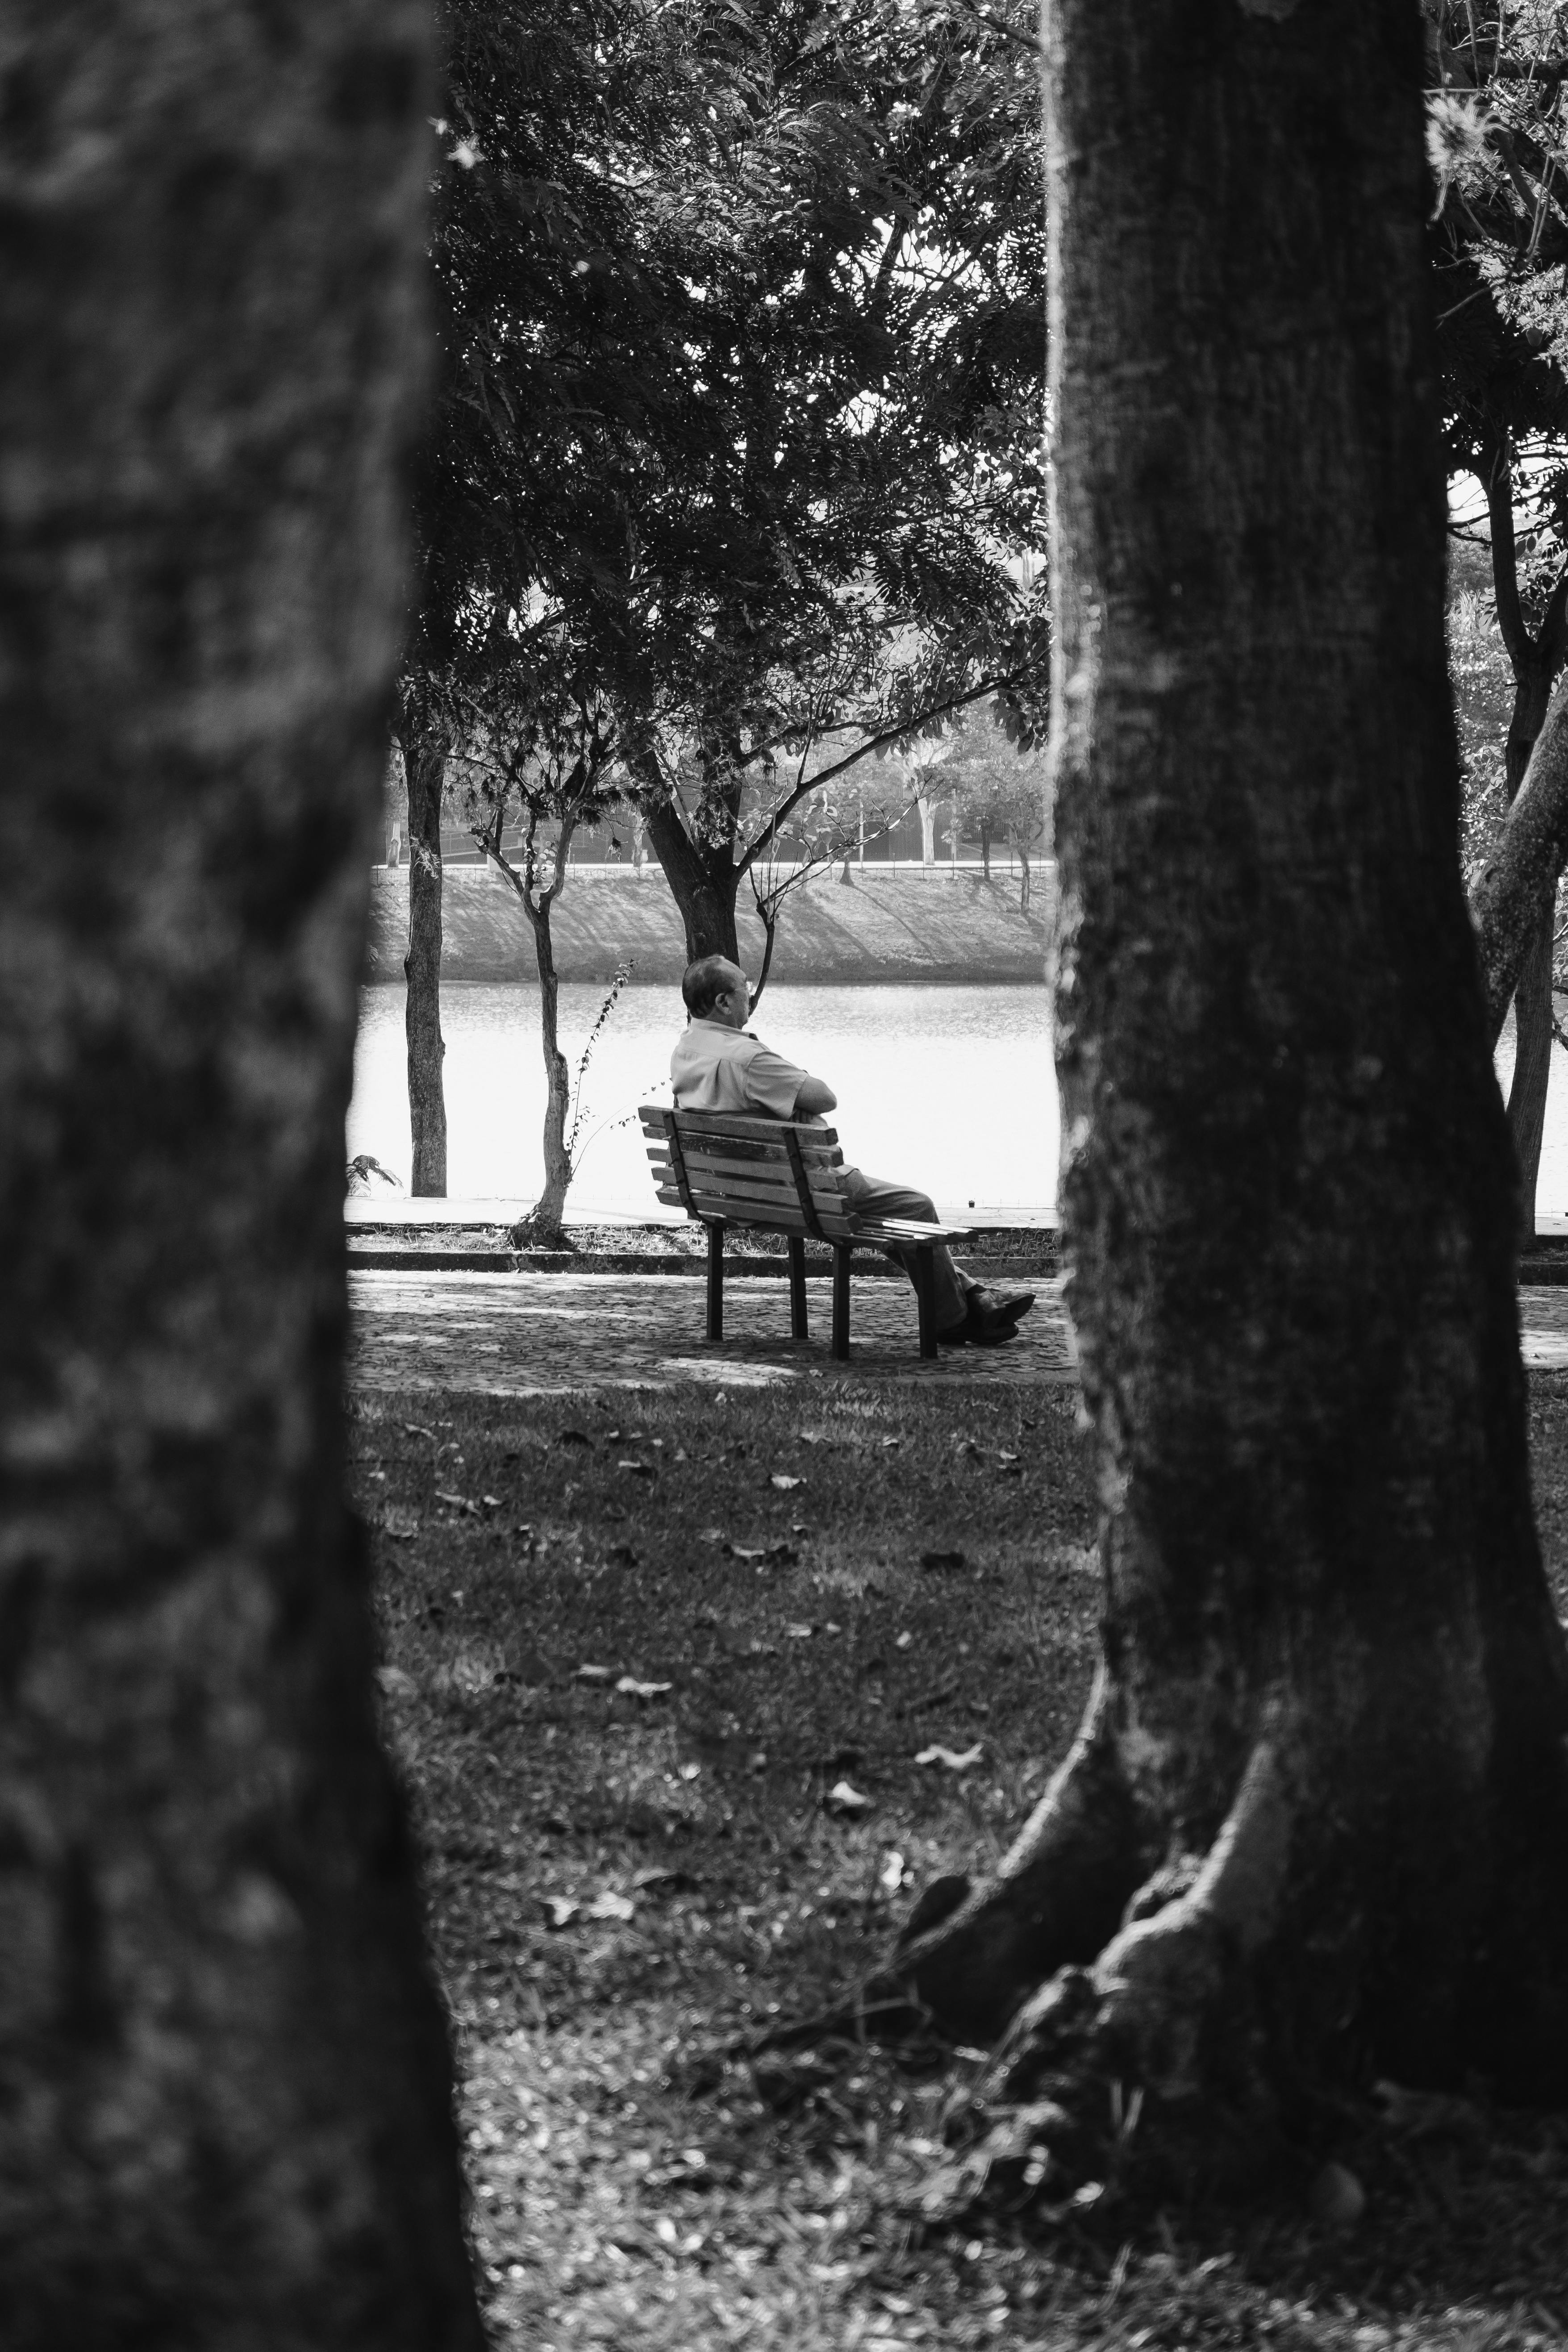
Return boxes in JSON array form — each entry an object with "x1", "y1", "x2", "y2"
[{"x1": 682, "y1": 957, "x2": 749, "y2": 1026}]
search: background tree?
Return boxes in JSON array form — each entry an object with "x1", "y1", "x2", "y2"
[
  {"x1": 940, "y1": 702, "x2": 1049, "y2": 905},
  {"x1": 450, "y1": 632, "x2": 626, "y2": 1241},
  {"x1": 0, "y1": 6, "x2": 483, "y2": 2343},
  {"x1": 395, "y1": 0, "x2": 712, "y2": 1193},
  {"x1": 410, "y1": 0, "x2": 1046, "y2": 1013},
  {"x1": 1430, "y1": 4, "x2": 1568, "y2": 1227},
  {"x1": 872, "y1": 0, "x2": 1568, "y2": 2190}
]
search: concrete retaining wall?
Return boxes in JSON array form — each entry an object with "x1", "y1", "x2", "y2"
[{"x1": 364, "y1": 863, "x2": 1054, "y2": 987}]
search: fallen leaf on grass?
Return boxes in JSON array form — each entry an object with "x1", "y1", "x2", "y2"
[
  {"x1": 480, "y1": 1494, "x2": 503, "y2": 1509},
  {"x1": 784, "y1": 1622, "x2": 814, "y2": 1639},
  {"x1": 896, "y1": 1631, "x2": 914, "y2": 1649},
  {"x1": 574, "y1": 1663, "x2": 615, "y2": 1683},
  {"x1": 543, "y1": 1888, "x2": 636, "y2": 1927},
  {"x1": 634, "y1": 1865, "x2": 700, "y2": 1892},
  {"x1": 402, "y1": 1422, "x2": 434, "y2": 1439},
  {"x1": 617, "y1": 1459, "x2": 654, "y2": 1476},
  {"x1": 879, "y1": 1849, "x2": 907, "y2": 1894},
  {"x1": 824, "y1": 1779, "x2": 873, "y2": 1815},
  {"x1": 920, "y1": 1548, "x2": 967, "y2": 1572},
  {"x1": 585, "y1": 1889, "x2": 636, "y2": 1922},
  {"x1": 698, "y1": 1526, "x2": 726, "y2": 1545},
  {"x1": 915, "y1": 1743, "x2": 984, "y2": 1771},
  {"x1": 728, "y1": 1540, "x2": 797, "y2": 1565},
  {"x1": 434, "y1": 1489, "x2": 477, "y2": 1514},
  {"x1": 769, "y1": 1473, "x2": 804, "y2": 1491},
  {"x1": 616, "y1": 1675, "x2": 673, "y2": 1700},
  {"x1": 375, "y1": 1665, "x2": 417, "y2": 1697}
]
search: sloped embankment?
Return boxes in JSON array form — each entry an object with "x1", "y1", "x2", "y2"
[{"x1": 364, "y1": 865, "x2": 1052, "y2": 986}]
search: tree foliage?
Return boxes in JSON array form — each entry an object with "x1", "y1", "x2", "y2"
[{"x1": 407, "y1": 0, "x2": 1047, "y2": 966}]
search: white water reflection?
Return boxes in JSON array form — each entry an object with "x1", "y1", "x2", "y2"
[
  {"x1": 347, "y1": 985, "x2": 1568, "y2": 1222},
  {"x1": 347, "y1": 983, "x2": 1056, "y2": 1212}
]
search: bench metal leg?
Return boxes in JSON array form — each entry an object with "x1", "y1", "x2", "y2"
[
  {"x1": 788, "y1": 1236, "x2": 808, "y2": 1339},
  {"x1": 831, "y1": 1245, "x2": 851, "y2": 1361},
  {"x1": 707, "y1": 1220, "x2": 724, "y2": 1342},
  {"x1": 912, "y1": 1243, "x2": 937, "y2": 1358}
]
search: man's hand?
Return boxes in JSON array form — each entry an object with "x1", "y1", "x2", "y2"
[{"x1": 793, "y1": 1075, "x2": 837, "y2": 1118}]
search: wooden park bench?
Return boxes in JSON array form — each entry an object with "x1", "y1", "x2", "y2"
[{"x1": 639, "y1": 1104, "x2": 972, "y2": 1359}]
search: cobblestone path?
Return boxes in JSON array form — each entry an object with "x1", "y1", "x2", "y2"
[
  {"x1": 348, "y1": 1269, "x2": 1077, "y2": 1394},
  {"x1": 347, "y1": 1271, "x2": 1568, "y2": 1396}
]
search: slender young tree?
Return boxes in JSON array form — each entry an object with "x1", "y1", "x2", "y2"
[
  {"x1": 876, "y1": 0, "x2": 1568, "y2": 2178},
  {"x1": 0, "y1": 8, "x2": 483, "y2": 2342},
  {"x1": 453, "y1": 644, "x2": 625, "y2": 1241}
]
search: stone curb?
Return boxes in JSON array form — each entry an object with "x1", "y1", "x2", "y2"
[{"x1": 345, "y1": 1249, "x2": 1055, "y2": 1278}]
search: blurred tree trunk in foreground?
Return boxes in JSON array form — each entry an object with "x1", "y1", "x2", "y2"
[
  {"x1": 891, "y1": 0, "x2": 1568, "y2": 2176},
  {"x1": 0, "y1": 7, "x2": 483, "y2": 2345}
]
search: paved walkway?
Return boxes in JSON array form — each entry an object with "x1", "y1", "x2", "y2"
[
  {"x1": 348, "y1": 1268, "x2": 1076, "y2": 1393},
  {"x1": 346, "y1": 1269, "x2": 1568, "y2": 1396}
]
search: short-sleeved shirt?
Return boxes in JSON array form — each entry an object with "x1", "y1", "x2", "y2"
[{"x1": 671, "y1": 1018, "x2": 810, "y2": 1120}]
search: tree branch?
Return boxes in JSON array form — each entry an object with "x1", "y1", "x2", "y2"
[
  {"x1": 733, "y1": 673, "x2": 1017, "y2": 878},
  {"x1": 1479, "y1": 432, "x2": 1532, "y2": 674}
]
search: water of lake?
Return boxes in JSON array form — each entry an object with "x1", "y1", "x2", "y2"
[
  {"x1": 347, "y1": 983, "x2": 1057, "y2": 1213},
  {"x1": 346, "y1": 985, "x2": 1568, "y2": 1221}
]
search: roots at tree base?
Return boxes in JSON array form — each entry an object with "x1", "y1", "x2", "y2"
[{"x1": 840, "y1": 1665, "x2": 1568, "y2": 2192}]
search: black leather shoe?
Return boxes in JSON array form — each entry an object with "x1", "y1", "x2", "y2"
[{"x1": 970, "y1": 1285, "x2": 1036, "y2": 1324}]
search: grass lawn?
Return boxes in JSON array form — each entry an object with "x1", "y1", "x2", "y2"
[{"x1": 352, "y1": 1376, "x2": 1568, "y2": 2352}]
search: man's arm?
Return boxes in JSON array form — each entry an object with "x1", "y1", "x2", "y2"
[{"x1": 793, "y1": 1074, "x2": 837, "y2": 1118}]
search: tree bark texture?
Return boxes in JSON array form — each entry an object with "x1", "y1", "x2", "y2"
[
  {"x1": 1509, "y1": 888, "x2": 1555, "y2": 1226},
  {"x1": 639, "y1": 791, "x2": 742, "y2": 966},
  {"x1": 0, "y1": 10, "x2": 484, "y2": 2346},
  {"x1": 402, "y1": 719, "x2": 448, "y2": 1197},
  {"x1": 1469, "y1": 450, "x2": 1568, "y2": 1236},
  {"x1": 1473, "y1": 673, "x2": 1568, "y2": 1043},
  {"x1": 894, "y1": 0, "x2": 1568, "y2": 2129}
]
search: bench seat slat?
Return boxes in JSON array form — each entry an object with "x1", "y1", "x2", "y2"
[{"x1": 681, "y1": 1184, "x2": 850, "y2": 1222}]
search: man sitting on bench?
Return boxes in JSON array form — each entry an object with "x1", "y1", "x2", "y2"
[{"x1": 671, "y1": 956, "x2": 1035, "y2": 1347}]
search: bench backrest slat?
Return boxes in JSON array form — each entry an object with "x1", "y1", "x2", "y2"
[{"x1": 643, "y1": 1104, "x2": 880, "y2": 1243}]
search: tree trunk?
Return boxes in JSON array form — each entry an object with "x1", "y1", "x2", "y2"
[
  {"x1": 403, "y1": 719, "x2": 447, "y2": 1196},
  {"x1": 1501, "y1": 665, "x2": 1560, "y2": 1238},
  {"x1": 980, "y1": 817, "x2": 992, "y2": 880},
  {"x1": 631, "y1": 769, "x2": 742, "y2": 964},
  {"x1": 1017, "y1": 846, "x2": 1032, "y2": 916},
  {"x1": 528, "y1": 906, "x2": 574, "y2": 1241},
  {"x1": 918, "y1": 792, "x2": 937, "y2": 867},
  {"x1": 1472, "y1": 669, "x2": 1568, "y2": 1041},
  {"x1": 0, "y1": 8, "x2": 484, "y2": 2345},
  {"x1": 1468, "y1": 450, "x2": 1568, "y2": 1238},
  {"x1": 1510, "y1": 894, "x2": 1556, "y2": 1230},
  {"x1": 885, "y1": 0, "x2": 1568, "y2": 2161},
  {"x1": 488, "y1": 821, "x2": 578, "y2": 1243}
]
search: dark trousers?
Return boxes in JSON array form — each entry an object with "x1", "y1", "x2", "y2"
[{"x1": 841, "y1": 1169, "x2": 977, "y2": 1331}]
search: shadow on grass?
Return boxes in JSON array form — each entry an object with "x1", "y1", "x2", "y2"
[{"x1": 352, "y1": 1380, "x2": 1568, "y2": 2352}]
